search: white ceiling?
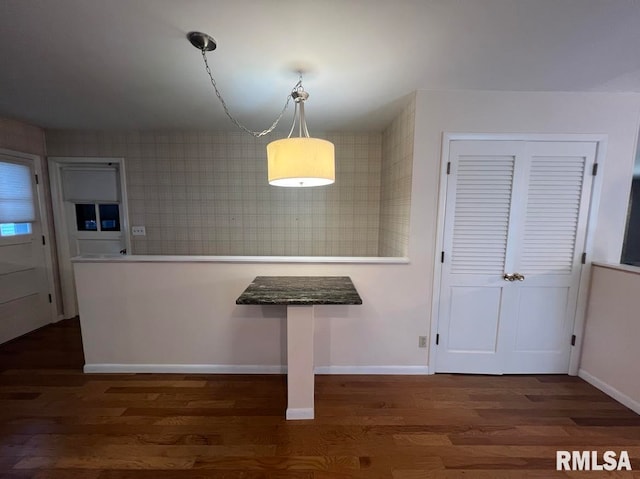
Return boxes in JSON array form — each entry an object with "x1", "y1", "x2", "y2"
[{"x1": 2, "y1": 0, "x2": 640, "y2": 133}]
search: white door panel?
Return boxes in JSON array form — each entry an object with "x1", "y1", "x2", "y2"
[
  {"x1": 0, "y1": 242, "x2": 37, "y2": 275},
  {"x1": 75, "y1": 238, "x2": 123, "y2": 255},
  {"x1": 436, "y1": 139, "x2": 596, "y2": 374},
  {"x1": 0, "y1": 269, "x2": 41, "y2": 303},
  {"x1": 439, "y1": 286, "x2": 504, "y2": 374},
  {"x1": 513, "y1": 287, "x2": 569, "y2": 352},
  {"x1": 448, "y1": 286, "x2": 502, "y2": 352}
]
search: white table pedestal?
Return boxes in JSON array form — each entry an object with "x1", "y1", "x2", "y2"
[
  {"x1": 235, "y1": 276, "x2": 361, "y2": 421},
  {"x1": 285, "y1": 305, "x2": 315, "y2": 420}
]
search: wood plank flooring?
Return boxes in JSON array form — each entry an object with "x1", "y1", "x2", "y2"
[{"x1": 0, "y1": 318, "x2": 639, "y2": 478}]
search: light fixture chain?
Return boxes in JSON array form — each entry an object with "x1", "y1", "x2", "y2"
[{"x1": 201, "y1": 50, "x2": 293, "y2": 137}]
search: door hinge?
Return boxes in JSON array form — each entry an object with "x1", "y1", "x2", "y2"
[
  {"x1": 581, "y1": 252, "x2": 586, "y2": 264},
  {"x1": 48, "y1": 294, "x2": 52, "y2": 304},
  {"x1": 446, "y1": 162, "x2": 451, "y2": 175},
  {"x1": 592, "y1": 163, "x2": 598, "y2": 176},
  {"x1": 441, "y1": 251, "x2": 445, "y2": 263},
  {"x1": 571, "y1": 334, "x2": 576, "y2": 346},
  {"x1": 42, "y1": 235, "x2": 46, "y2": 246},
  {"x1": 435, "y1": 333, "x2": 440, "y2": 345},
  {"x1": 35, "y1": 174, "x2": 39, "y2": 184}
]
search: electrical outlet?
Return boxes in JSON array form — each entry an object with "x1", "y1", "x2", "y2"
[
  {"x1": 418, "y1": 336, "x2": 427, "y2": 348},
  {"x1": 131, "y1": 226, "x2": 146, "y2": 236}
]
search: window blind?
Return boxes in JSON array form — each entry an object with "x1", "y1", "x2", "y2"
[
  {"x1": 0, "y1": 161, "x2": 35, "y2": 223},
  {"x1": 61, "y1": 168, "x2": 119, "y2": 202}
]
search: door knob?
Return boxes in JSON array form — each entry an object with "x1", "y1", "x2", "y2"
[{"x1": 503, "y1": 273, "x2": 525, "y2": 281}]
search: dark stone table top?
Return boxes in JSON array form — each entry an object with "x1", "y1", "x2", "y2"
[{"x1": 236, "y1": 276, "x2": 363, "y2": 305}]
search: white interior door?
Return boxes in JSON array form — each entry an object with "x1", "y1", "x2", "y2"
[
  {"x1": 435, "y1": 139, "x2": 597, "y2": 374},
  {"x1": 0, "y1": 154, "x2": 52, "y2": 344},
  {"x1": 62, "y1": 166, "x2": 125, "y2": 314},
  {"x1": 49, "y1": 160, "x2": 129, "y2": 319},
  {"x1": 61, "y1": 166, "x2": 124, "y2": 254}
]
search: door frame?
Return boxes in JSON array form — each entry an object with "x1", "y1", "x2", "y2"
[
  {"x1": 48, "y1": 157, "x2": 130, "y2": 319},
  {"x1": 428, "y1": 133, "x2": 607, "y2": 375},
  {"x1": 0, "y1": 148, "x2": 59, "y2": 324}
]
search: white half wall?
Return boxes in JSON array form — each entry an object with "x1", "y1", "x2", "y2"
[
  {"x1": 74, "y1": 259, "x2": 429, "y2": 370},
  {"x1": 579, "y1": 263, "x2": 640, "y2": 414}
]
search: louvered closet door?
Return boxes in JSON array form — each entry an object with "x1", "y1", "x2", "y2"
[
  {"x1": 500, "y1": 141, "x2": 596, "y2": 373},
  {"x1": 436, "y1": 140, "x2": 596, "y2": 374},
  {"x1": 436, "y1": 141, "x2": 526, "y2": 374}
]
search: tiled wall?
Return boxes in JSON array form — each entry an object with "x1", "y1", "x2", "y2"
[
  {"x1": 379, "y1": 97, "x2": 415, "y2": 257},
  {"x1": 45, "y1": 131, "x2": 382, "y2": 256}
]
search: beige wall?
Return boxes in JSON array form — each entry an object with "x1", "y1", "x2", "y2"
[
  {"x1": 579, "y1": 264, "x2": 640, "y2": 413},
  {"x1": 379, "y1": 95, "x2": 415, "y2": 257},
  {"x1": 0, "y1": 118, "x2": 46, "y2": 157},
  {"x1": 45, "y1": 131, "x2": 383, "y2": 256}
]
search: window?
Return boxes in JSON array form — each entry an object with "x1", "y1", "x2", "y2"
[
  {"x1": 0, "y1": 222, "x2": 32, "y2": 237},
  {"x1": 0, "y1": 161, "x2": 35, "y2": 237},
  {"x1": 99, "y1": 204, "x2": 120, "y2": 231},
  {"x1": 75, "y1": 203, "x2": 97, "y2": 231},
  {"x1": 75, "y1": 203, "x2": 120, "y2": 232}
]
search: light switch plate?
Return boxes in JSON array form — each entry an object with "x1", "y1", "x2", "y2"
[{"x1": 131, "y1": 226, "x2": 146, "y2": 236}]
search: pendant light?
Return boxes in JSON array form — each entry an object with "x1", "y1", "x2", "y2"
[
  {"x1": 188, "y1": 31, "x2": 335, "y2": 187},
  {"x1": 267, "y1": 85, "x2": 334, "y2": 187}
]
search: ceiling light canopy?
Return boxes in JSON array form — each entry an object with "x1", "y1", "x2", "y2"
[{"x1": 188, "y1": 31, "x2": 335, "y2": 188}]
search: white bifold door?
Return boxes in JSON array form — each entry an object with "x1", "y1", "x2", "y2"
[{"x1": 436, "y1": 140, "x2": 597, "y2": 374}]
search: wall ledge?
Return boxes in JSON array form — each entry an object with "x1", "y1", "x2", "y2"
[
  {"x1": 72, "y1": 254, "x2": 410, "y2": 264},
  {"x1": 591, "y1": 261, "x2": 640, "y2": 275}
]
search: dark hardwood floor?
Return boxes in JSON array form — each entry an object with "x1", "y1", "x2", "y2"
[{"x1": 0, "y1": 319, "x2": 639, "y2": 478}]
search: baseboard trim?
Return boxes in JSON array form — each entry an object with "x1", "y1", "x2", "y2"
[
  {"x1": 286, "y1": 408, "x2": 314, "y2": 420},
  {"x1": 578, "y1": 368, "x2": 640, "y2": 415},
  {"x1": 314, "y1": 365, "x2": 430, "y2": 375},
  {"x1": 83, "y1": 364, "x2": 430, "y2": 375},
  {"x1": 83, "y1": 364, "x2": 287, "y2": 374}
]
